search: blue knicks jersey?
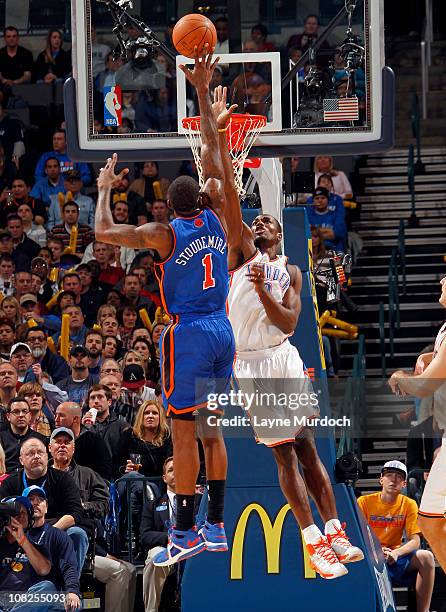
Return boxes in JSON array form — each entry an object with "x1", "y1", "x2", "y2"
[{"x1": 155, "y1": 208, "x2": 229, "y2": 317}]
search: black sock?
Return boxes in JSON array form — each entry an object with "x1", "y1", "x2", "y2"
[
  {"x1": 207, "y1": 480, "x2": 226, "y2": 524},
  {"x1": 175, "y1": 494, "x2": 196, "y2": 531}
]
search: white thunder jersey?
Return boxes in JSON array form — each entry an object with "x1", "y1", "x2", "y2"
[
  {"x1": 433, "y1": 321, "x2": 446, "y2": 432},
  {"x1": 228, "y1": 250, "x2": 291, "y2": 351}
]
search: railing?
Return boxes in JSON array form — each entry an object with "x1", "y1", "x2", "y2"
[
  {"x1": 336, "y1": 334, "x2": 365, "y2": 458},
  {"x1": 410, "y1": 94, "x2": 424, "y2": 171},
  {"x1": 388, "y1": 248, "x2": 400, "y2": 361},
  {"x1": 407, "y1": 143, "x2": 417, "y2": 227},
  {"x1": 420, "y1": 0, "x2": 433, "y2": 120},
  {"x1": 409, "y1": 95, "x2": 424, "y2": 226},
  {"x1": 398, "y1": 219, "x2": 406, "y2": 295},
  {"x1": 379, "y1": 302, "x2": 386, "y2": 377},
  {"x1": 380, "y1": 220, "x2": 406, "y2": 376}
]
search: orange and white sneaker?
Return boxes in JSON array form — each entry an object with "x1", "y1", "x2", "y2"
[
  {"x1": 326, "y1": 522, "x2": 364, "y2": 564},
  {"x1": 306, "y1": 536, "x2": 348, "y2": 579}
]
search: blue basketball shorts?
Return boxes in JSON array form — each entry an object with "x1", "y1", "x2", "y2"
[
  {"x1": 386, "y1": 551, "x2": 417, "y2": 587},
  {"x1": 159, "y1": 314, "x2": 235, "y2": 419}
]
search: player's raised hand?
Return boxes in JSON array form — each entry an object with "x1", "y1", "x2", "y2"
[
  {"x1": 179, "y1": 44, "x2": 219, "y2": 93},
  {"x1": 246, "y1": 262, "x2": 266, "y2": 294},
  {"x1": 212, "y1": 86, "x2": 238, "y2": 129},
  {"x1": 97, "y1": 153, "x2": 129, "y2": 190}
]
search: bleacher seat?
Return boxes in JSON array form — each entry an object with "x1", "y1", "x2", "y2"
[
  {"x1": 11, "y1": 84, "x2": 53, "y2": 108},
  {"x1": 27, "y1": 0, "x2": 68, "y2": 31},
  {"x1": 0, "y1": 0, "x2": 5, "y2": 31},
  {"x1": 5, "y1": 108, "x2": 31, "y2": 130}
]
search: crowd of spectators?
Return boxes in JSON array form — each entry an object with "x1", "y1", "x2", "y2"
[{"x1": 0, "y1": 12, "x2": 364, "y2": 609}]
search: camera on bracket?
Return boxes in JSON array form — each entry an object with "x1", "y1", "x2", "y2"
[
  {"x1": 115, "y1": 36, "x2": 166, "y2": 91},
  {"x1": 339, "y1": 34, "x2": 365, "y2": 71},
  {"x1": 317, "y1": 252, "x2": 352, "y2": 305}
]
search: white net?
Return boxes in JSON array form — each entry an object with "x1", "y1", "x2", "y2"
[{"x1": 182, "y1": 114, "x2": 266, "y2": 196}]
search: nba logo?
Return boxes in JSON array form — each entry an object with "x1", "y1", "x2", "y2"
[{"x1": 103, "y1": 85, "x2": 122, "y2": 126}]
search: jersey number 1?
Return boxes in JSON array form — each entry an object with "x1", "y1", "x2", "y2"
[{"x1": 202, "y1": 253, "x2": 216, "y2": 290}]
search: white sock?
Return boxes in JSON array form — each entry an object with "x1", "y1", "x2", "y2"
[
  {"x1": 302, "y1": 524, "x2": 323, "y2": 545},
  {"x1": 324, "y1": 518, "x2": 342, "y2": 536}
]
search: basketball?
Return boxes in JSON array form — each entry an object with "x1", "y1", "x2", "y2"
[{"x1": 172, "y1": 13, "x2": 217, "y2": 58}]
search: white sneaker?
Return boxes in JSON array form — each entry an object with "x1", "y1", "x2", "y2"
[
  {"x1": 326, "y1": 522, "x2": 364, "y2": 564},
  {"x1": 306, "y1": 536, "x2": 348, "y2": 579}
]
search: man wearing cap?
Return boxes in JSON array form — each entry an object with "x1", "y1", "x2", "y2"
[
  {"x1": 10, "y1": 341, "x2": 34, "y2": 382},
  {"x1": 0, "y1": 436, "x2": 88, "y2": 577},
  {"x1": 47, "y1": 170, "x2": 95, "y2": 230},
  {"x1": 0, "y1": 493, "x2": 59, "y2": 609},
  {"x1": 120, "y1": 364, "x2": 156, "y2": 424},
  {"x1": 19, "y1": 293, "x2": 42, "y2": 326},
  {"x1": 0, "y1": 397, "x2": 47, "y2": 472},
  {"x1": 48, "y1": 429, "x2": 136, "y2": 612},
  {"x1": 0, "y1": 316, "x2": 16, "y2": 359},
  {"x1": 24, "y1": 485, "x2": 81, "y2": 611},
  {"x1": 58, "y1": 346, "x2": 99, "y2": 405},
  {"x1": 306, "y1": 186, "x2": 347, "y2": 252},
  {"x1": 357, "y1": 461, "x2": 434, "y2": 612},
  {"x1": 54, "y1": 402, "x2": 112, "y2": 481}
]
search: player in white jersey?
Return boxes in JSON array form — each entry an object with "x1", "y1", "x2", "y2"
[
  {"x1": 209, "y1": 85, "x2": 363, "y2": 578},
  {"x1": 389, "y1": 276, "x2": 446, "y2": 571},
  {"x1": 225, "y1": 213, "x2": 363, "y2": 579}
]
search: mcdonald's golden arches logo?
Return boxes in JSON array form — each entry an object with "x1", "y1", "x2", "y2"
[{"x1": 231, "y1": 503, "x2": 316, "y2": 580}]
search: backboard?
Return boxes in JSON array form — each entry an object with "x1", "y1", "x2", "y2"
[{"x1": 65, "y1": 0, "x2": 394, "y2": 162}]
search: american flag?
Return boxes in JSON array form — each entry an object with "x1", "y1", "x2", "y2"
[{"x1": 323, "y1": 97, "x2": 359, "y2": 122}]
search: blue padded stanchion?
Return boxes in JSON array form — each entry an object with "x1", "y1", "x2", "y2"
[{"x1": 180, "y1": 208, "x2": 396, "y2": 612}]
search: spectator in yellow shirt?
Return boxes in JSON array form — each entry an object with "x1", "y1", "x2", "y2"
[{"x1": 357, "y1": 461, "x2": 434, "y2": 612}]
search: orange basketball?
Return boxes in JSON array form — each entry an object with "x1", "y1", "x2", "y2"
[{"x1": 172, "y1": 13, "x2": 217, "y2": 58}]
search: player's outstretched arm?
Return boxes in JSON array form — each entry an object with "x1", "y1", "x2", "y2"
[
  {"x1": 212, "y1": 86, "x2": 256, "y2": 268},
  {"x1": 247, "y1": 263, "x2": 302, "y2": 335},
  {"x1": 179, "y1": 46, "x2": 226, "y2": 218},
  {"x1": 95, "y1": 154, "x2": 171, "y2": 255}
]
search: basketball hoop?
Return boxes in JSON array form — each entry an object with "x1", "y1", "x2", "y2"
[
  {"x1": 244, "y1": 157, "x2": 262, "y2": 169},
  {"x1": 182, "y1": 113, "x2": 266, "y2": 196}
]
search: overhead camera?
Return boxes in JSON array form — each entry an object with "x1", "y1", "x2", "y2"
[
  {"x1": 304, "y1": 67, "x2": 325, "y2": 98},
  {"x1": 317, "y1": 252, "x2": 352, "y2": 305},
  {"x1": 115, "y1": 37, "x2": 166, "y2": 91},
  {"x1": 339, "y1": 34, "x2": 365, "y2": 71}
]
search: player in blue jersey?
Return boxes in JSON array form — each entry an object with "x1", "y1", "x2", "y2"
[{"x1": 95, "y1": 46, "x2": 237, "y2": 566}]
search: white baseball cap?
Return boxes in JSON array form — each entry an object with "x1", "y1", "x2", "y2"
[{"x1": 381, "y1": 460, "x2": 407, "y2": 478}]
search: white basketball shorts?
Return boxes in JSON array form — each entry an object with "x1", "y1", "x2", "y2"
[
  {"x1": 419, "y1": 437, "x2": 446, "y2": 519},
  {"x1": 233, "y1": 340, "x2": 320, "y2": 447}
]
